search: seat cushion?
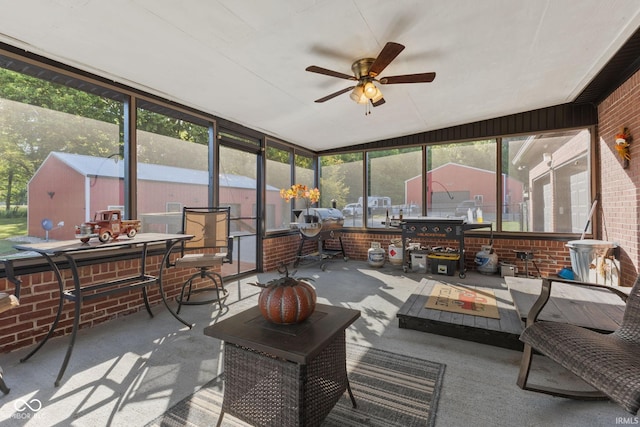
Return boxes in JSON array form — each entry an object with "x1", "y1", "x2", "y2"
[
  {"x1": 175, "y1": 253, "x2": 226, "y2": 268},
  {"x1": 520, "y1": 321, "x2": 640, "y2": 414}
]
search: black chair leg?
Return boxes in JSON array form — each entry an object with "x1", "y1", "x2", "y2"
[
  {"x1": 176, "y1": 275, "x2": 198, "y2": 315},
  {"x1": 215, "y1": 410, "x2": 225, "y2": 427},
  {"x1": 0, "y1": 368, "x2": 10, "y2": 394},
  {"x1": 346, "y1": 378, "x2": 357, "y2": 408},
  {"x1": 207, "y1": 271, "x2": 228, "y2": 310},
  {"x1": 176, "y1": 270, "x2": 228, "y2": 312},
  {"x1": 517, "y1": 343, "x2": 607, "y2": 400}
]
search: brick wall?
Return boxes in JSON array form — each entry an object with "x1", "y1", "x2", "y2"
[
  {"x1": 262, "y1": 234, "x2": 303, "y2": 269},
  {"x1": 0, "y1": 252, "x2": 215, "y2": 353},
  {"x1": 263, "y1": 231, "x2": 570, "y2": 278},
  {"x1": 598, "y1": 69, "x2": 640, "y2": 287}
]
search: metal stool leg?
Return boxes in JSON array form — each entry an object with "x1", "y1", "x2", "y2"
[
  {"x1": 176, "y1": 270, "x2": 228, "y2": 313},
  {"x1": 0, "y1": 367, "x2": 10, "y2": 394}
]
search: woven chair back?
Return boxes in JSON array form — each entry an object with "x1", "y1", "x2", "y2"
[
  {"x1": 615, "y1": 275, "x2": 640, "y2": 342},
  {"x1": 182, "y1": 207, "x2": 230, "y2": 251}
]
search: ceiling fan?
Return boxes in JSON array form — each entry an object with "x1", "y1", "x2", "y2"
[{"x1": 305, "y1": 42, "x2": 436, "y2": 108}]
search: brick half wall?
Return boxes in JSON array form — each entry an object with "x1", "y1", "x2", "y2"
[{"x1": 0, "y1": 251, "x2": 219, "y2": 353}]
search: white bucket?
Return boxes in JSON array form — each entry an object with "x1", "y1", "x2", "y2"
[
  {"x1": 566, "y1": 239, "x2": 617, "y2": 283},
  {"x1": 388, "y1": 243, "x2": 404, "y2": 265}
]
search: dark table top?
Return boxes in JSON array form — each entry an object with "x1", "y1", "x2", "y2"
[{"x1": 204, "y1": 303, "x2": 361, "y2": 364}]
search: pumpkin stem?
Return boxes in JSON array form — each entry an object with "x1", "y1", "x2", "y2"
[{"x1": 277, "y1": 262, "x2": 289, "y2": 278}]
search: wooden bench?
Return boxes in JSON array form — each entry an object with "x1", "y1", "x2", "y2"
[
  {"x1": 506, "y1": 276, "x2": 627, "y2": 332},
  {"x1": 517, "y1": 276, "x2": 640, "y2": 414}
]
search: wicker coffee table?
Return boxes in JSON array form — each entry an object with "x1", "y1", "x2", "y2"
[{"x1": 204, "y1": 303, "x2": 360, "y2": 427}]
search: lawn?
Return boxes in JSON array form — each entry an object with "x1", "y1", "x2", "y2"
[{"x1": 0, "y1": 217, "x2": 28, "y2": 255}]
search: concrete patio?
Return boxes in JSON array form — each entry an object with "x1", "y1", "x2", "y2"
[{"x1": 0, "y1": 260, "x2": 631, "y2": 426}]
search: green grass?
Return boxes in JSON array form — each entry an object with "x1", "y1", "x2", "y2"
[
  {"x1": 0, "y1": 217, "x2": 28, "y2": 255},
  {"x1": 501, "y1": 221, "x2": 521, "y2": 231},
  {"x1": 0, "y1": 217, "x2": 27, "y2": 238}
]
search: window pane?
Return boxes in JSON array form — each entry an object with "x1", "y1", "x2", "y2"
[
  {"x1": 368, "y1": 148, "x2": 422, "y2": 228},
  {"x1": 266, "y1": 146, "x2": 291, "y2": 230},
  {"x1": 426, "y1": 140, "x2": 496, "y2": 226},
  {"x1": 295, "y1": 153, "x2": 315, "y2": 208},
  {"x1": 219, "y1": 145, "x2": 258, "y2": 275},
  {"x1": 136, "y1": 106, "x2": 209, "y2": 234},
  {"x1": 503, "y1": 129, "x2": 591, "y2": 233},
  {"x1": 0, "y1": 65, "x2": 124, "y2": 254},
  {"x1": 295, "y1": 154, "x2": 314, "y2": 192},
  {"x1": 320, "y1": 153, "x2": 363, "y2": 228}
]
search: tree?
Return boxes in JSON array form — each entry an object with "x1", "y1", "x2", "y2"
[
  {"x1": 0, "y1": 68, "x2": 217, "y2": 209},
  {"x1": 0, "y1": 69, "x2": 126, "y2": 208},
  {"x1": 0, "y1": 138, "x2": 31, "y2": 208},
  {"x1": 429, "y1": 140, "x2": 495, "y2": 171},
  {"x1": 136, "y1": 108, "x2": 209, "y2": 169},
  {"x1": 319, "y1": 154, "x2": 357, "y2": 208},
  {"x1": 368, "y1": 148, "x2": 421, "y2": 205}
]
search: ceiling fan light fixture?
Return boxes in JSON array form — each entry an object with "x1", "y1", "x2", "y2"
[
  {"x1": 305, "y1": 41, "x2": 435, "y2": 106},
  {"x1": 349, "y1": 85, "x2": 363, "y2": 101},
  {"x1": 363, "y1": 81, "x2": 377, "y2": 99},
  {"x1": 371, "y1": 86, "x2": 383, "y2": 103},
  {"x1": 350, "y1": 85, "x2": 368, "y2": 104}
]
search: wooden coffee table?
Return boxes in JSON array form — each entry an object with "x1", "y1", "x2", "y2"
[{"x1": 204, "y1": 303, "x2": 360, "y2": 427}]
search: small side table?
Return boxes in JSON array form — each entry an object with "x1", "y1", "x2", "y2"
[{"x1": 204, "y1": 303, "x2": 360, "y2": 427}]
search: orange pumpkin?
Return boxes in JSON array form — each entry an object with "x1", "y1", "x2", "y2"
[{"x1": 258, "y1": 276, "x2": 316, "y2": 324}]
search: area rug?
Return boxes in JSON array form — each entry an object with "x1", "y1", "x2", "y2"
[
  {"x1": 425, "y1": 283, "x2": 500, "y2": 319},
  {"x1": 146, "y1": 344, "x2": 445, "y2": 427}
]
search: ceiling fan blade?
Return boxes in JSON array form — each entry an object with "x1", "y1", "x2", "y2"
[
  {"x1": 379, "y1": 72, "x2": 436, "y2": 84},
  {"x1": 371, "y1": 97, "x2": 386, "y2": 107},
  {"x1": 314, "y1": 86, "x2": 355, "y2": 103},
  {"x1": 368, "y1": 42, "x2": 405, "y2": 77},
  {"x1": 306, "y1": 65, "x2": 356, "y2": 81}
]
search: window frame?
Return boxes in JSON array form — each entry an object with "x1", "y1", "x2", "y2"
[{"x1": 0, "y1": 43, "x2": 599, "y2": 285}]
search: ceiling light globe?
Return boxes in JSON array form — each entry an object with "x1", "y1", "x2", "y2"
[
  {"x1": 371, "y1": 87, "x2": 383, "y2": 102},
  {"x1": 363, "y1": 81, "x2": 377, "y2": 99},
  {"x1": 350, "y1": 85, "x2": 364, "y2": 102},
  {"x1": 356, "y1": 93, "x2": 368, "y2": 104}
]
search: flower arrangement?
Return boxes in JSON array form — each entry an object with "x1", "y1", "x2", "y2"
[
  {"x1": 280, "y1": 184, "x2": 320, "y2": 219},
  {"x1": 615, "y1": 127, "x2": 632, "y2": 168}
]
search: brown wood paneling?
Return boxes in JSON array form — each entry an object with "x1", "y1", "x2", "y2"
[{"x1": 324, "y1": 103, "x2": 597, "y2": 154}]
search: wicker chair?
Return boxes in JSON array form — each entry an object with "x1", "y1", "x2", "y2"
[
  {"x1": 173, "y1": 207, "x2": 232, "y2": 314},
  {"x1": 517, "y1": 275, "x2": 640, "y2": 414},
  {"x1": 0, "y1": 292, "x2": 19, "y2": 394}
]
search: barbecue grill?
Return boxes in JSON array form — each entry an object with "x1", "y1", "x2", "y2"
[
  {"x1": 295, "y1": 208, "x2": 344, "y2": 237},
  {"x1": 292, "y1": 208, "x2": 347, "y2": 269}
]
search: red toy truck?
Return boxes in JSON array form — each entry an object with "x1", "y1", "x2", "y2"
[{"x1": 75, "y1": 210, "x2": 141, "y2": 243}]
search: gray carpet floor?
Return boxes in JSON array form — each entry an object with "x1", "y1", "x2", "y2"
[
  {"x1": 147, "y1": 343, "x2": 445, "y2": 427},
  {"x1": 0, "y1": 260, "x2": 631, "y2": 426}
]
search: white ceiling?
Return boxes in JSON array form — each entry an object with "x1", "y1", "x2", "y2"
[{"x1": 1, "y1": 0, "x2": 640, "y2": 151}]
